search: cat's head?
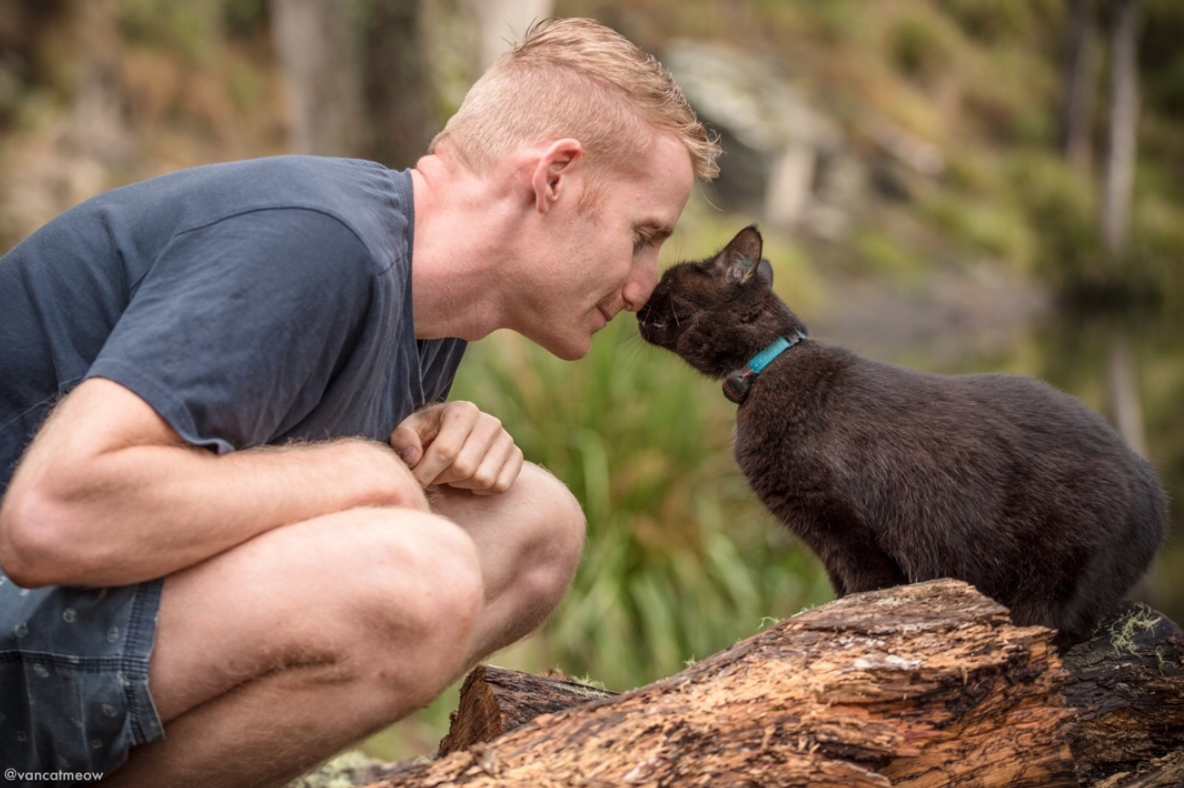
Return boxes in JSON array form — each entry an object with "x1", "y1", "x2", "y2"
[{"x1": 638, "y1": 225, "x2": 805, "y2": 379}]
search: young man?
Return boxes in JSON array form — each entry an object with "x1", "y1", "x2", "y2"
[{"x1": 0, "y1": 17, "x2": 719, "y2": 787}]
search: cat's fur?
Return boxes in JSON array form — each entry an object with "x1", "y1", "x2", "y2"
[{"x1": 638, "y1": 226, "x2": 1168, "y2": 647}]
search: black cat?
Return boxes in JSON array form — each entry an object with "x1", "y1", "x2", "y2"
[{"x1": 638, "y1": 226, "x2": 1168, "y2": 647}]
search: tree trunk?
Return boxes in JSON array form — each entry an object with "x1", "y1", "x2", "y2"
[
  {"x1": 1061, "y1": 0, "x2": 1098, "y2": 172},
  {"x1": 359, "y1": 0, "x2": 434, "y2": 168},
  {"x1": 1100, "y1": 0, "x2": 1141, "y2": 260},
  {"x1": 270, "y1": 0, "x2": 364, "y2": 156},
  {"x1": 364, "y1": 580, "x2": 1081, "y2": 788},
  {"x1": 1105, "y1": 337, "x2": 1148, "y2": 457},
  {"x1": 460, "y1": 0, "x2": 553, "y2": 71}
]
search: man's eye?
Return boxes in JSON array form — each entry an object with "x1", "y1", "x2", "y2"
[{"x1": 634, "y1": 234, "x2": 654, "y2": 252}]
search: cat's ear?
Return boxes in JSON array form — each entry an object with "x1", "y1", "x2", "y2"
[{"x1": 717, "y1": 225, "x2": 764, "y2": 285}]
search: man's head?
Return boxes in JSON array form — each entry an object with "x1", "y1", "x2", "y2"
[
  {"x1": 423, "y1": 18, "x2": 719, "y2": 361},
  {"x1": 429, "y1": 17, "x2": 720, "y2": 190}
]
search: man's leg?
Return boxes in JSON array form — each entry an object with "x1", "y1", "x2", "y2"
[
  {"x1": 102, "y1": 461, "x2": 584, "y2": 787},
  {"x1": 432, "y1": 461, "x2": 586, "y2": 659}
]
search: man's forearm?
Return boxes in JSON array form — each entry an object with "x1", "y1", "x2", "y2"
[{"x1": 0, "y1": 379, "x2": 427, "y2": 588}]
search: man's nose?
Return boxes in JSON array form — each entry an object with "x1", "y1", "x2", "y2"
[{"x1": 622, "y1": 262, "x2": 658, "y2": 312}]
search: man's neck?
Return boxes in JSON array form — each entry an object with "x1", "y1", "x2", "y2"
[{"x1": 409, "y1": 155, "x2": 516, "y2": 342}]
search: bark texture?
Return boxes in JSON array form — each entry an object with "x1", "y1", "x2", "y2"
[
  {"x1": 437, "y1": 666, "x2": 618, "y2": 758},
  {"x1": 1061, "y1": 601, "x2": 1184, "y2": 785},
  {"x1": 366, "y1": 580, "x2": 1081, "y2": 788}
]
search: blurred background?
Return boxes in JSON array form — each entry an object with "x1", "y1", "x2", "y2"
[{"x1": 1, "y1": 0, "x2": 1181, "y2": 762}]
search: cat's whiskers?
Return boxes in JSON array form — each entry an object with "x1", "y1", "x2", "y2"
[{"x1": 615, "y1": 331, "x2": 646, "y2": 374}]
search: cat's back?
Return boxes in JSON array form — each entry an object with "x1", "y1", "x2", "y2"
[
  {"x1": 755, "y1": 341, "x2": 1124, "y2": 453},
  {"x1": 738, "y1": 338, "x2": 1165, "y2": 525}
]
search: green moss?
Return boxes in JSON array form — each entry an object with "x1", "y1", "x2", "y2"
[{"x1": 1106, "y1": 605, "x2": 1164, "y2": 656}]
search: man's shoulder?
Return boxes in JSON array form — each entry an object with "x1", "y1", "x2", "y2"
[
  {"x1": 139, "y1": 155, "x2": 404, "y2": 216},
  {"x1": 109, "y1": 156, "x2": 413, "y2": 271}
]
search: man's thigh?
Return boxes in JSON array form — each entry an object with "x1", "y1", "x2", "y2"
[{"x1": 146, "y1": 504, "x2": 481, "y2": 724}]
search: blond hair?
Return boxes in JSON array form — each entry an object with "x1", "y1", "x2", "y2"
[{"x1": 429, "y1": 18, "x2": 720, "y2": 183}]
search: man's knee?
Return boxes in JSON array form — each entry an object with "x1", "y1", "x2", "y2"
[
  {"x1": 494, "y1": 463, "x2": 586, "y2": 632},
  {"x1": 343, "y1": 509, "x2": 483, "y2": 695},
  {"x1": 520, "y1": 462, "x2": 586, "y2": 592}
]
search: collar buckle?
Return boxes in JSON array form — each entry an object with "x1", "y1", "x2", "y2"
[{"x1": 722, "y1": 331, "x2": 807, "y2": 405}]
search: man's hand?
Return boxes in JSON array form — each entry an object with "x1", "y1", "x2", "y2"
[{"x1": 389, "y1": 402, "x2": 524, "y2": 494}]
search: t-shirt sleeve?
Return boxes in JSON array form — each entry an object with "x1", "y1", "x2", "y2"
[{"x1": 87, "y1": 208, "x2": 378, "y2": 453}]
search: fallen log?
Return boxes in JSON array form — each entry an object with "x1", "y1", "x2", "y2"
[
  {"x1": 1061, "y1": 602, "x2": 1184, "y2": 785},
  {"x1": 364, "y1": 580, "x2": 1082, "y2": 787},
  {"x1": 437, "y1": 666, "x2": 618, "y2": 757},
  {"x1": 422, "y1": 598, "x2": 1184, "y2": 787}
]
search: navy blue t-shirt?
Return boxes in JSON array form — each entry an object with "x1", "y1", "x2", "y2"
[{"x1": 0, "y1": 155, "x2": 466, "y2": 491}]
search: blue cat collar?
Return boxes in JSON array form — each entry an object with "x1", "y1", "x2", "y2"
[{"x1": 722, "y1": 331, "x2": 807, "y2": 404}]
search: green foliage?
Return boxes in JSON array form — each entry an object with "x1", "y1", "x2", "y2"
[
  {"x1": 890, "y1": 11, "x2": 952, "y2": 84},
  {"x1": 117, "y1": 0, "x2": 223, "y2": 61},
  {"x1": 919, "y1": 189, "x2": 1032, "y2": 266},
  {"x1": 853, "y1": 225, "x2": 929, "y2": 282},
  {"x1": 116, "y1": 0, "x2": 267, "y2": 60},
  {"x1": 801, "y1": 0, "x2": 864, "y2": 47},
  {"x1": 1004, "y1": 152, "x2": 1179, "y2": 307},
  {"x1": 943, "y1": 0, "x2": 1061, "y2": 44}
]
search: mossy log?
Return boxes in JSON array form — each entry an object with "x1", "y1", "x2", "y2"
[
  {"x1": 1060, "y1": 602, "x2": 1184, "y2": 785},
  {"x1": 364, "y1": 580, "x2": 1087, "y2": 788}
]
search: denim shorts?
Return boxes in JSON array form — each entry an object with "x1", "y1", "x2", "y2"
[{"x1": 0, "y1": 574, "x2": 164, "y2": 784}]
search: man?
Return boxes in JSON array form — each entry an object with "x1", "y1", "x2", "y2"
[{"x1": 0, "y1": 17, "x2": 719, "y2": 787}]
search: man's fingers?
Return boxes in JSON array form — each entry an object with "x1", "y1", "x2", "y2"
[
  {"x1": 388, "y1": 420, "x2": 426, "y2": 467},
  {"x1": 408, "y1": 402, "x2": 482, "y2": 487},
  {"x1": 389, "y1": 401, "x2": 521, "y2": 493},
  {"x1": 442, "y1": 430, "x2": 523, "y2": 494},
  {"x1": 423, "y1": 407, "x2": 501, "y2": 487}
]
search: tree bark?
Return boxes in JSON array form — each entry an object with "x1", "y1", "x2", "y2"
[
  {"x1": 1061, "y1": 0, "x2": 1098, "y2": 172},
  {"x1": 359, "y1": 0, "x2": 434, "y2": 168},
  {"x1": 438, "y1": 666, "x2": 617, "y2": 757},
  {"x1": 1100, "y1": 0, "x2": 1141, "y2": 260},
  {"x1": 364, "y1": 580, "x2": 1080, "y2": 788},
  {"x1": 270, "y1": 0, "x2": 364, "y2": 156},
  {"x1": 1061, "y1": 602, "x2": 1184, "y2": 785}
]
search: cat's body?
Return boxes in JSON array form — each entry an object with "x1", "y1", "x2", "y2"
[{"x1": 639, "y1": 226, "x2": 1168, "y2": 647}]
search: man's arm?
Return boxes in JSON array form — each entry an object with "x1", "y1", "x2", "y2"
[{"x1": 0, "y1": 377, "x2": 427, "y2": 589}]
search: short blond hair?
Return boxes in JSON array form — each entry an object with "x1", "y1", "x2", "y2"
[{"x1": 429, "y1": 18, "x2": 720, "y2": 182}]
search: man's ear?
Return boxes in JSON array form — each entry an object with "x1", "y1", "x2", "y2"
[{"x1": 531, "y1": 139, "x2": 585, "y2": 213}]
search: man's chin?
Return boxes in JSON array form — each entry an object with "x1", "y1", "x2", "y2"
[
  {"x1": 540, "y1": 333, "x2": 593, "y2": 361},
  {"x1": 553, "y1": 342, "x2": 592, "y2": 361}
]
